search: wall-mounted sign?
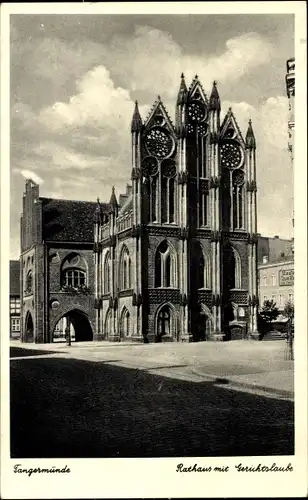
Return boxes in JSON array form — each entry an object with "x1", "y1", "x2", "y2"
[
  {"x1": 50, "y1": 300, "x2": 60, "y2": 310},
  {"x1": 279, "y1": 269, "x2": 294, "y2": 287}
]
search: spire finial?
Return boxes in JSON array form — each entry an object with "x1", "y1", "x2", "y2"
[
  {"x1": 97, "y1": 196, "x2": 100, "y2": 204},
  {"x1": 245, "y1": 119, "x2": 256, "y2": 149},
  {"x1": 195, "y1": 74, "x2": 198, "y2": 79},
  {"x1": 131, "y1": 100, "x2": 143, "y2": 133},
  {"x1": 177, "y1": 72, "x2": 188, "y2": 105},
  {"x1": 209, "y1": 80, "x2": 221, "y2": 111}
]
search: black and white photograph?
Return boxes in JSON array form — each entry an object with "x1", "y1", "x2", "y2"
[{"x1": 1, "y1": 2, "x2": 307, "y2": 499}]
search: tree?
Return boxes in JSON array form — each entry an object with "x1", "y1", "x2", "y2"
[
  {"x1": 283, "y1": 300, "x2": 294, "y2": 322},
  {"x1": 260, "y1": 299, "x2": 279, "y2": 329}
]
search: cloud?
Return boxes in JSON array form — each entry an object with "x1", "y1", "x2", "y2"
[
  {"x1": 9, "y1": 23, "x2": 293, "y2": 258},
  {"x1": 14, "y1": 169, "x2": 44, "y2": 185},
  {"x1": 103, "y1": 27, "x2": 274, "y2": 99}
]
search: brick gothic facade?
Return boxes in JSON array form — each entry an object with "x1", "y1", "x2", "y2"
[
  {"x1": 94, "y1": 77, "x2": 259, "y2": 343},
  {"x1": 20, "y1": 181, "x2": 104, "y2": 343},
  {"x1": 19, "y1": 77, "x2": 258, "y2": 344}
]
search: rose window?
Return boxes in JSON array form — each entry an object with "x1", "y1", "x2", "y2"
[
  {"x1": 141, "y1": 156, "x2": 158, "y2": 177},
  {"x1": 187, "y1": 101, "x2": 206, "y2": 123},
  {"x1": 162, "y1": 159, "x2": 176, "y2": 178},
  {"x1": 220, "y1": 142, "x2": 243, "y2": 169},
  {"x1": 144, "y1": 127, "x2": 174, "y2": 159}
]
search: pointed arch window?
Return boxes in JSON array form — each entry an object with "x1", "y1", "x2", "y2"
[
  {"x1": 157, "y1": 305, "x2": 171, "y2": 337},
  {"x1": 104, "y1": 252, "x2": 111, "y2": 294},
  {"x1": 191, "y1": 241, "x2": 206, "y2": 289},
  {"x1": 104, "y1": 308, "x2": 112, "y2": 336},
  {"x1": 25, "y1": 270, "x2": 33, "y2": 294},
  {"x1": 225, "y1": 245, "x2": 241, "y2": 290},
  {"x1": 120, "y1": 308, "x2": 130, "y2": 337},
  {"x1": 198, "y1": 192, "x2": 208, "y2": 227},
  {"x1": 161, "y1": 160, "x2": 176, "y2": 224},
  {"x1": 204, "y1": 256, "x2": 212, "y2": 289},
  {"x1": 119, "y1": 246, "x2": 131, "y2": 290},
  {"x1": 148, "y1": 177, "x2": 158, "y2": 222},
  {"x1": 155, "y1": 241, "x2": 176, "y2": 288},
  {"x1": 232, "y1": 179, "x2": 244, "y2": 229}
]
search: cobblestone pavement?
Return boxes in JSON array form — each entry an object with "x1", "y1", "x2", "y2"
[{"x1": 10, "y1": 341, "x2": 294, "y2": 458}]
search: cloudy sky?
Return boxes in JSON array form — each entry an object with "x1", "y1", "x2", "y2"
[{"x1": 10, "y1": 14, "x2": 294, "y2": 258}]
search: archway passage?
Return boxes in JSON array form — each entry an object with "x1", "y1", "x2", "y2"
[
  {"x1": 24, "y1": 312, "x2": 34, "y2": 343},
  {"x1": 52, "y1": 310, "x2": 93, "y2": 343}
]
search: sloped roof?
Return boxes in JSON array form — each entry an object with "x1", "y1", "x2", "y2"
[
  {"x1": 10, "y1": 260, "x2": 20, "y2": 296},
  {"x1": 40, "y1": 197, "x2": 109, "y2": 243}
]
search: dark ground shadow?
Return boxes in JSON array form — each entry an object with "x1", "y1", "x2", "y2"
[
  {"x1": 10, "y1": 347, "x2": 60, "y2": 358},
  {"x1": 10, "y1": 356, "x2": 294, "y2": 458}
]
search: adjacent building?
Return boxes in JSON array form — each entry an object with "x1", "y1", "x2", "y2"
[
  {"x1": 19, "y1": 181, "x2": 102, "y2": 343},
  {"x1": 10, "y1": 260, "x2": 21, "y2": 339},
  {"x1": 258, "y1": 259, "x2": 294, "y2": 312},
  {"x1": 19, "y1": 76, "x2": 259, "y2": 344}
]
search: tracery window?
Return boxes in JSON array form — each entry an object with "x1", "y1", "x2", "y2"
[
  {"x1": 62, "y1": 269, "x2": 86, "y2": 288},
  {"x1": 221, "y1": 141, "x2": 245, "y2": 230},
  {"x1": 161, "y1": 159, "x2": 176, "y2": 224},
  {"x1": 224, "y1": 245, "x2": 241, "y2": 290},
  {"x1": 104, "y1": 252, "x2": 111, "y2": 294},
  {"x1": 155, "y1": 241, "x2": 175, "y2": 288},
  {"x1": 119, "y1": 246, "x2": 131, "y2": 290},
  {"x1": 144, "y1": 127, "x2": 174, "y2": 159},
  {"x1": 199, "y1": 192, "x2": 208, "y2": 227},
  {"x1": 60, "y1": 253, "x2": 87, "y2": 290},
  {"x1": 25, "y1": 271, "x2": 33, "y2": 294}
]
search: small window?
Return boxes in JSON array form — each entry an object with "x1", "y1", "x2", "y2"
[
  {"x1": 288, "y1": 293, "x2": 293, "y2": 302},
  {"x1": 10, "y1": 297, "x2": 20, "y2": 314},
  {"x1": 272, "y1": 294, "x2": 276, "y2": 303},
  {"x1": 262, "y1": 276, "x2": 267, "y2": 286},
  {"x1": 11, "y1": 318, "x2": 20, "y2": 332},
  {"x1": 271, "y1": 274, "x2": 276, "y2": 286},
  {"x1": 62, "y1": 269, "x2": 86, "y2": 289}
]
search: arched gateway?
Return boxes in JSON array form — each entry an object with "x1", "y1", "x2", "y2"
[{"x1": 52, "y1": 309, "x2": 93, "y2": 343}]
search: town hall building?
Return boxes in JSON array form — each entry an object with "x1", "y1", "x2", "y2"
[{"x1": 19, "y1": 75, "x2": 259, "y2": 344}]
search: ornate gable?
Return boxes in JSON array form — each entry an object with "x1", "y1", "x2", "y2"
[
  {"x1": 220, "y1": 108, "x2": 245, "y2": 146},
  {"x1": 188, "y1": 76, "x2": 208, "y2": 104},
  {"x1": 143, "y1": 97, "x2": 175, "y2": 137}
]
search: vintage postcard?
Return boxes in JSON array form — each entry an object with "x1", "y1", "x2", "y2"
[{"x1": 1, "y1": 1, "x2": 307, "y2": 498}]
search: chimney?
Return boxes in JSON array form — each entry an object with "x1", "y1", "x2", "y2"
[
  {"x1": 274, "y1": 235, "x2": 279, "y2": 239},
  {"x1": 262, "y1": 256, "x2": 268, "y2": 264}
]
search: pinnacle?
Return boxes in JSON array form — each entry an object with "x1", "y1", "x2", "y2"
[
  {"x1": 209, "y1": 80, "x2": 221, "y2": 111},
  {"x1": 131, "y1": 100, "x2": 143, "y2": 133},
  {"x1": 245, "y1": 119, "x2": 256, "y2": 149}
]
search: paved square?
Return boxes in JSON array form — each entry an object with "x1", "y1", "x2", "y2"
[{"x1": 10, "y1": 340, "x2": 294, "y2": 458}]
